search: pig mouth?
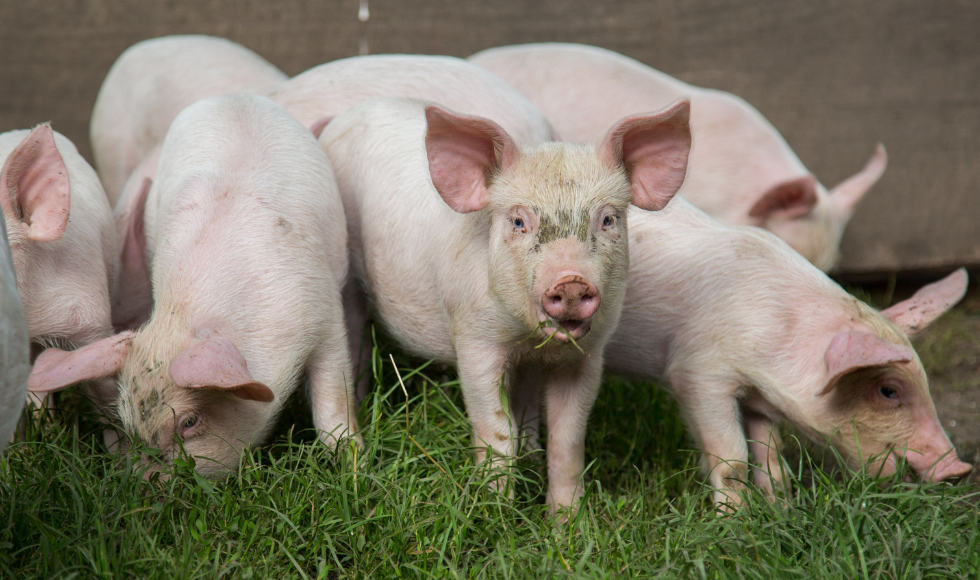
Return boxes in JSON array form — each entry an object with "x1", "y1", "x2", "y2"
[{"x1": 541, "y1": 317, "x2": 592, "y2": 342}]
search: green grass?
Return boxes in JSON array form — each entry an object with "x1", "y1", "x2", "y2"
[{"x1": 2, "y1": 336, "x2": 979, "y2": 578}]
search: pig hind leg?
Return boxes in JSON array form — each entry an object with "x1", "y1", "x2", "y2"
[
  {"x1": 744, "y1": 411, "x2": 789, "y2": 497},
  {"x1": 343, "y1": 279, "x2": 374, "y2": 402},
  {"x1": 510, "y1": 364, "x2": 544, "y2": 454},
  {"x1": 307, "y1": 326, "x2": 362, "y2": 449}
]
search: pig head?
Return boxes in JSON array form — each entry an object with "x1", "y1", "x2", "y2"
[{"x1": 812, "y1": 269, "x2": 972, "y2": 481}]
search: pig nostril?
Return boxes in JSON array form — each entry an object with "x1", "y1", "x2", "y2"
[{"x1": 550, "y1": 296, "x2": 562, "y2": 305}]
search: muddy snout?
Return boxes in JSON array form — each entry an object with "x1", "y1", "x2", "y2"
[{"x1": 542, "y1": 275, "x2": 600, "y2": 341}]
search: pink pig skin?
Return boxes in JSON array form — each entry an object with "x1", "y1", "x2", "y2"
[
  {"x1": 603, "y1": 198, "x2": 970, "y2": 507},
  {"x1": 318, "y1": 97, "x2": 691, "y2": 514},
  {"x1": 33, "y1": 94, "x2": 359, "y2": 476},
  {"x1": 470, "y1": 43, "x2": 887, "y2": 271},
  {"x1": 1, "y1": 125, "x2": 118, "y2": 408},
  {"x1": 0, "y1": 217, "x2": 29, "y2": 453},
  {"x1": 91, "y1": 35, "x2": 288, "y2": 207},
  {"x1": 266, "y1": 54, "x2": 553, "y2": 146}
]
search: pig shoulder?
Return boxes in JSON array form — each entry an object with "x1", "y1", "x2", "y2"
[{"x1": 0, "y1": 218, "x2": 29, "y2": 454}]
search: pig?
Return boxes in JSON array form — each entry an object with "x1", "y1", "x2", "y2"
[
  {"x1": 0, "y1": 216, "x2": 29, "y2": 453},
  {"x1": 1, "y1": 125, "x2": 119, "y2": 409},
  {"x1": 469, "y1": 43, "x2": 886, "y2": 271},
  {"x1": 600, "y1": 197, "x2": 971, "y2": 507},
  {"x1": 317, "y1": 96, "x2": 691, "y2": 513},
  {"x1": 28, "y1": 94, "x2": 359, "y2": 475},
  {"x1": 264, "y1": 53, "x2": 555, "y2": 392},
  {"x1": 91, "y1": 34, "x2": 288, "y2": 206}
]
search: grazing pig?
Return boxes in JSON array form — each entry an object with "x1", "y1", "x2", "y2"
[
  {"x1": 0, "y1": 217, "x2": 29, "y2": 453},
  {"x1": 1, "y1": 125, "x2": 118, "y2": 408},
  {"x1": 469, "y1": 43, "x2": 886, "y2": 271},
  {"x1": 318, "y1": 97, "x2": 691, "y2": 513},
  {"x1": 601, "y1": 198, "x2": 971, "y2": 507},
  {"x1": 29, "y1": 94, "x2": 359, "y2": 475},
  {"x1": 91, "y1": 35, "x2": 288, "y2": 206}
]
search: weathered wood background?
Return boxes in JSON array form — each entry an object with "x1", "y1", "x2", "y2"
[{"x1": 1, "y1": 1, "x2": 977, "y2": 276}]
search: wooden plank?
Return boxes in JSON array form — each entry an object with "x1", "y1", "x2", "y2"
[{"x1": 0, "y1": 0, "x2": 977, "y2": 274}]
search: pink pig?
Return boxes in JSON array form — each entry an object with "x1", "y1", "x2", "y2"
[
  {"x1": 318, "y1": 96, "x2": 691, "y2": 513},
  {"x1": 1, "y1": 125, "x2": 119, "y2": 408},
  {"x1": 470, "y1": 43, "x2": 886, "y2": 271},
  {"x1": 91, "y1": 35, "x2": 288, "y2": 206},
  {"x1": 29, "y1": 94, "x2": 359, "y2": 475},
  {"x1": 603, "y1": 198, "x2": 971, "y2": 507}
]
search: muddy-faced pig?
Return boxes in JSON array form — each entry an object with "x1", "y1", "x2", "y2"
[
  {"x1": 1, "y1": 125, "x2": 118, "y2": 409},
  {"x1": 266, "y1": 54, "x2": 555, "y2": 393},
  {"x1": 91, "y1": 35, "x2": 287, "y2": 206},
  {"x1": 319, "y1": 97, "x2": 691, "y2": 513},
  {"x1": 470, "y1": 43, "x2": 886, "y2": 271},
  {"x1": 601, "y1": 197, "x2": 970, "y2": 507},
  {"x1": 0, "y1": 216, "x2": 29, "y2": 453},
  {"x1": 28, "y1": 94, "x2": 359, "y2": 475}
]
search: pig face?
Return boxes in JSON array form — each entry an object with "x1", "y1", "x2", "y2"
[
  {"x1": 28, "y1": 329, "x2": 275, "y2": 477},
  {"x1": 115, "y1": 334, "x2": 275, "y2": 477},
  {"x1": 814, "y1": 270, "x2": 972, "y2": 482},
  {"x1": 425, "y1": 101, "x2": 691, "y2": 345}
]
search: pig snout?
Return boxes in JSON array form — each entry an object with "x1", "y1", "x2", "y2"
[
  {"x1": 915, "y1": 452, "x2": 973, "y2": 483},
  {"x1": 542, "y1": 275, "x2": 600, "y2": 341}
]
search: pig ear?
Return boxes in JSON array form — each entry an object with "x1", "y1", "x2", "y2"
[
  {"x1": 309, "y1": 117, "x2": 334, "y2": 139},
  {"x1": 829, "y1": 144, "x2": 887, "y2": 219},
  {"x1": 28, "y1": 332, "x2": 135, "y2": 393},
  {"x1": 821, "y1": 331, "x2": 915, "y2": 395},
  {"x1": 880, "y1": 268, "x2": 968, "y2": 337},
  {"x1": 748, "y1": 175, "x2": 819, "y2": 220},
  {"x1": 112, "y1": 177, "x2": 152, "y2": 331},
  {"x1": 600, "y1": 98, "x2": 691, "y2": 211},
  {"x1": 424, "y1": 104, "x2": 519, "y2": 214},
  {"x1": 0, "y1": 124, "x2": 70, "y2": 242},
  {"x1": 169, "y1": 337, "x2": 275, "y2": 403}
]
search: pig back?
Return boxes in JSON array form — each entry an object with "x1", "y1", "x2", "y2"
[
  {"x1": 605, "y1": 198, "x2": 838, "y2": 385},
  {"x1": 269, "y1": 54, "x2": 553, "y2": 147},
  {"x1": 0, "y1": 217, "x2": 29, "y2": 454}
]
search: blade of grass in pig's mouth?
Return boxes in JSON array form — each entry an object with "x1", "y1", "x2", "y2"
[{"x1": 547, "y1": 318, "x2": 592, "y2": 341}]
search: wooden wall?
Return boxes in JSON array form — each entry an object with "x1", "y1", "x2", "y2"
[{"x1": 1, "y1": 1, "x2": 978, "y2": 276}]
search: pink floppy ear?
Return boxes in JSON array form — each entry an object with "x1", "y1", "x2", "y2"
[
  {"x1": 309, "y1": 116, "x2": 334, "y2": 139},
  {"x1": 424, "y1": 104, "x2": 519, "y2": 213},
  {"x1": 28, "y1": 332, "x2": 135, "y2": 393},
  {"x1": 820, "y1": 331, "x2": 915, "y2": 395},
  {"x1": 0, "y1": 124, "x2": 71, "y2": 242},
  {"x1": 112, "y1": 177, "x2": 152, "y2": 331},
  {"x1": 169, "y1": 337, "x2": 275, "y2": 403},
  {"x1": 880, "y1": 268, "x2": 968, "y2": 337},
  {"x1": 600, "y1": 98, "x2": 692, "y2": 211},
  {"x1": 749, "y1": 175, "x2": 819, "y2": 220}
]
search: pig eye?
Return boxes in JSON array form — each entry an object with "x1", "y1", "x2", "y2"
[
  {"x1": 512, "y1": 217, "x2": 527, "y2": 232},
  {"x1": 602, "y1": 215, "x2": 615, "y2": 229},
  {"x1": 878, "y1": 385, "x2": 899, "y2": 400},
  {"x1": 179, "y1": 414, "x2": 201, "y2": 435}
]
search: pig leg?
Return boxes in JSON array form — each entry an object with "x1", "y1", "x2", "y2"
[
  {"x1": 674, "y1": 379, "x2": 750, "y2": 510},
  {"x1": 307, "y1": 322, "x2": 363, "y2": 450},
  {"x1": 343, "y1": 279, "x2": 374, "y2": 401},
  {"x1": 744, "y1": 411, "x2": 787, "y2": 497},
  {"x1": 543, "y1": 356, "x2": 603, "y2": 515},
  {"x1": 457, "y1": 343, "x2": 514, "y2": 492}
]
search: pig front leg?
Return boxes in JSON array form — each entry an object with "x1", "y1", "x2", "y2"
[
  {"x1": 456, "y1": 342, "x2": 515, "y2": 493},
  {"x1": 543, "y1": 355, "x2": 603, "y2": 515},
  {"x1": 674, "y1": 377, "x2": 750, "y2": 510},
  {"x1": 308, "y1": 319, "x2": 363, "y2": 450},
  {"x1": 744, "y1": 410, "x2": 788, "y2": 497}
]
